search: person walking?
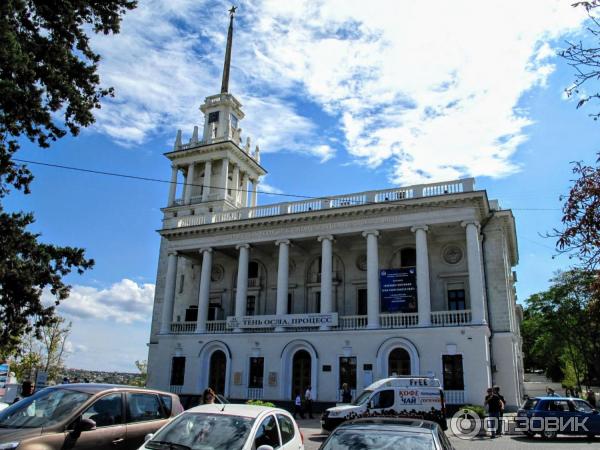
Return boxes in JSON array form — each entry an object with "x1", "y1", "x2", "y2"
[
  {"x1": 293, "y1": 390, "x2": 304, "y2": 419},
  {"x1": 304, "y1": 385, "x2": 314, "y2": 419},
  {"x1": 493, "y1": 386, "x2": 505, "y2": 436},
  {"x1": 546, "y1": 387, "x2": 559, "y2": 397},
  {"x1": 484, "y1": 387, "x2": 504, "y2": 438},
  {"x1": 341, "y1": 383, "x2": 352, "y2": 404},
  {"x1": 586, "y1": 389, "x2": 597, "y2": 408},
  {"x1": 202, "y1": 388, "x2": 216, "y2": 404}
]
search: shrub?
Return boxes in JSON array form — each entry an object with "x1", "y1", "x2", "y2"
[
  {"x1": 246, "y1": 399, "x2": 275, "y2": 407},
  {"x1": 459, "y1": 405, "x2": 486, "y2": 418}
]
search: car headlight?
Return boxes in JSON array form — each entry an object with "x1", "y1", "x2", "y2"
[{"x1": 0, "y1": 442, "x2": 19, "y2": 450}]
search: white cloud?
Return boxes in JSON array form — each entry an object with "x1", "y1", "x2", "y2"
[
  {"x1": 89, "y1": 0, "x2": 585, "y2": 182},
  {"x1": 44, "y1": 279, "x2": 155, "y2": 324}
]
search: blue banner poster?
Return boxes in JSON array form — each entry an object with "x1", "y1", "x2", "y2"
[
  {"x1": 0, "y1": 363, "x2": 9, "y2": 386},
  {"x1": 379, "y1": 268, "x2": 418, "y2": 313}
]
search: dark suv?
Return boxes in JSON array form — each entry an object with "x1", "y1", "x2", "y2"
[{"x1": 0, "y1": 383, "x2": 183, "y2": 450}]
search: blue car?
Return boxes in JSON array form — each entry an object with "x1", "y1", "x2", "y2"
[{"x1": 516, "y1": 396, "x2": 600, "y2": 439}]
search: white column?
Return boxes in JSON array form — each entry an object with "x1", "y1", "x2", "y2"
[
  {"x1": 234, "y1": 244, "x2": 250, "y2": 332},
  {"x1": 159, "y1": 251, "x2": 178, "y2": 334},
  {"x1": 168, "y1": 166, "x2": 178, "y2": 206},
  {"x1": 221, "y1": 158, "x2": 229, "y2": 200},
  {"x1": 196, "y1": 248, "x2": 213, "y2": 333},
  {"x1": 242, "y1": 174, "x2": 250, "y2": 207},
  {"x1": 411, "y1": 225, "x2": 431, "y2": 326},
  {"x1": 363, "y1": 230, "x2": 380, "y2": 329},
  {"x1": 318, "y1": 235, "x2": 334, "y2": 330},
  {"x1": 184, "y1": 163, "x2": 195, "y2": 204},
  {"x1": 251, "y1": 179, "x2": 258, "y2": 207},
  {"x1": 275, "y1": 239, "x2": 290, "y2": 332},
  {"x1": 232, "y1": 165, "x2": 240, "y2": 205},
  {"x1": 462, "y1": 220, "x2": 487, "y2": 324},
  {"x1": 202, "y1": 160, "x2": 212, "y2": 202}
]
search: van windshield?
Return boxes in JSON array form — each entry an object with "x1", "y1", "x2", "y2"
[
  {"x1": 0, "y1": 388, "x2": 91, "y2": 429},
  {"x1": 352, "y1": 390, "x2": 373, "y2": 406}
]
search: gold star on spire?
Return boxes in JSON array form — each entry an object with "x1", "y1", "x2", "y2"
[{"x1": 229, "y1": 5, "x2": 237, "y2": 17}]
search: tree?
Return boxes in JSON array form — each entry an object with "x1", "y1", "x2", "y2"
[
  {"x1": 562, "y1": 1, "x2": 600, "y2": 120},
  {"x1": 131, "y1": 360, "x2": 147, "y2": 387},
  {"x1": 1, "y1": 0, "x2": 137, "y2": 195},
  {"x1": 9, "y1": 316, "x2": 71, "y2": 383},
  {"x1": 0, "y1": 0, "x2": 136, "y2": 358}
]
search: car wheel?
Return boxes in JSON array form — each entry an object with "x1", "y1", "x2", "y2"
[
  {"x1": 541, "y1": 429, "x2": 557, "y2": 439},
  {"x1": 524, "y1": 431, "x2": 535, "y2": 439}
]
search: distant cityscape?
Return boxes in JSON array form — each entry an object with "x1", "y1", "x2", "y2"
[{"x1": 57, "y1": 368, "x2": 143, "y2": 386}]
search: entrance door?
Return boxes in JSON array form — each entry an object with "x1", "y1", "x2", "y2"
[
  {"x1": 388, "y1": 348, "x2": 411, "y2": 376},
  {"x1": 208, "y1": 350, "x2": 227, "y2": 395},
  {"x1": 291, "y1": 350, "x2": 311, "y2": 400}
]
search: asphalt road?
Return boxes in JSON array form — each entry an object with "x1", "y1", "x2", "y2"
[{"x1": 297, "y1": 418, "x2": 600, "y2": 450}]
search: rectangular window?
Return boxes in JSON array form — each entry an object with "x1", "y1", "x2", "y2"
[
  {"x1": 357, "y1": 289, "x2": 367, "y2": 315},
  {"x1": 170, "y1": 356, "x2": 186, "y2": 386},
  {"x1": 314, "y1": 291, "x2": 321, "y2": 313},
  {"x1": 287, "y1": 293, "x2": 293, "y2": 314},
  {"x1": 185, "y1": 306, "x2": 198, "y2": 322},
  {"x1": 208, "y1": 111, "x2": 219, "y2": 123},
  {"x1": 178, "y1": 274, "x2": 185, "y2": 294},
  {"x1": 448, "y1": 289, "x2": 466, "y2": 310},
  {"x1": 230, "y1": 113, "x2": 238, "y2": 130},
  {"x1": 246, "y1": 296, "x2": 256, "y2": 316},
  {"x1": 442, "y1": 355, "x2": 464, "y2": 390},
  {"x1": 249, "y1": 357, "x2": 264, "y2": 388},
  {"x1": 208, "y1": 303, "x2": 221, "y2": 321},
  {"x1": 339, "y1": 357, "x2": 357, "y2": 390}
]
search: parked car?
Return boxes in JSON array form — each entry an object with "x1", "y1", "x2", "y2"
[
  {"x1": 318, "y1": 417, "x2": 454, "y2": 450},
  {"x1": 516, "y1": 396, "x2": 600, "y2": 439},
  {"x1": 0, "y1": 383, "x2": 183, "y2": 450},
  {"x1": 0, "y1": 402, "x2": 8, "y2": 412},
  {"x1": 139, "y1": 403, "x2": 304, "y2": 450},
  {"x1": 321, "y1": 376, "x2": 446, "y2": 432}
]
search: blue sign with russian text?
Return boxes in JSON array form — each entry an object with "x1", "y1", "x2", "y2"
[{"x1": 379, "y1": 268, "x2": 417, "y2": 313}]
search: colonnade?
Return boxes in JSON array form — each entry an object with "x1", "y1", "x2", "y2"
[
  {"x1": 166, "y1": 159, "x2": 259, "y2": 207},
  {"x1": 159, "y1": 220, "x2": 487, "y2": 334}
]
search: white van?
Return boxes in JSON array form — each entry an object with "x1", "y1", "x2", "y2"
[{"x1": 321, "y1": 376, "x2": 446, "y2": 432}]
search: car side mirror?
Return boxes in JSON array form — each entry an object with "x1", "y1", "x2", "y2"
[
  {"x1": 144, "y1": 433, "x2": 154, "y2": 442},
  {"x1": 257, "y1": 446, "x2": 274, "y2": 450},
  {"x1": 74, "y1": 418, "x2": 96, "y2": 433}
]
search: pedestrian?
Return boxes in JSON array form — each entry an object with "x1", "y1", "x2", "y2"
[
  {"x1": 304, "y1": 385, "x2": 314, "y2": 419},
  {"x1": 293, "y1": 390, "x2": 304, "y2": 419},
  {"x1": 341, "y1": 383, "x2": 352, "y2": 404},
  {"x1": 586, "y1": 389, "x2": 597, "y2": 408},
  {"x1": 20, "y1": 380, "x2": 34, "y2": 398},
  {"x1": 546, "y1": 387, "x2": 559, "y2": 397},
  {"x1": 202, "y1": 387, "x2": 216, "y2": 404},
  {"x1": 493, "y1": 386, "x2": 505, "y2": 436},
  {"x1": 484, "y1": 387, "x2": 503, "y2": 438}
]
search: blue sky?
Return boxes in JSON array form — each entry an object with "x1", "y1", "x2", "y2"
[{"x1": 5, "y1": 0, "x2": 600, "y2": 371}]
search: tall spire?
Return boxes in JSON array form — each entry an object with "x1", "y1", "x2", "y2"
[{"x1": 220, "y1": 6, "x2": 236, "y2": 94}]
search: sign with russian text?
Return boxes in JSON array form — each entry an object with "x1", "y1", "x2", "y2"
[
  {"x1": 226, "y1": 313, "x2": 338, "y2": 329},
  {"x1": 380, "y1": 268, "x2": 417, "y2": 313}
]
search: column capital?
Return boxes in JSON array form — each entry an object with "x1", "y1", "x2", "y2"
[
  {"x1": 362, "y1": 230, "x2": 380, "y2": 238},
  {"x1": 236, "y1": 243, "x2": 250, "y2": 250},
  {"x1": 275, "y1": 239, "x2": 290, "y2": 246},
  {"x1": 198, "y1": 247, "x2": 213, "y2": 254},
  {"x1": 461, "y1": 220, "x2": 480, "y2": 230},
  {"x1": 317, "y1": 235, "x2": 334, "y2": 242},
  {"x1": 410, "y1": 225, "x2": 429, "y2": 233},
  {"x1": 167, "y1": 250, "x2": 179, "y2": 257}
]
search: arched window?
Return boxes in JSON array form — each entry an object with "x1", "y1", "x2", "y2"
[
  {"x1": 388, "y1": 348, "x2": 411, "y2": 376},
  {"x1": 400, "y1": 248, "x2": 416, "y2": 268}
]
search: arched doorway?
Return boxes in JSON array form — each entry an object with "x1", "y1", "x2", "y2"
[
  {"x1": 209, "y1": 350, "x2": 227, "y2": 395},
  {"x1": 291, "y1": 350, "x2": 311, "y2": 399},
  {"x1": 388, "y1": 348, "x2": 411, "y2": 376}
]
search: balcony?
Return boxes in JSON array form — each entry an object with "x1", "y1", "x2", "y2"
[
  {"x1": 166, "y1": 178, "x2": 475, "y2": 229},
  {"x1": 168, "y1": 310, "x2": 472, "y2": 334}
]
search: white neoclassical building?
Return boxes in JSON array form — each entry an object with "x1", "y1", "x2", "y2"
[{"x1": 146, "y1": 10, "x2": 524, "y2": 410}]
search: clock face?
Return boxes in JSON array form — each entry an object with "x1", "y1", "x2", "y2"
[
  {"x1": 443, "y1": 245, "x2": 463, "y2": 264},
  {"x1": 208, "y1": 111, "x2": 220, "y2": 123}
]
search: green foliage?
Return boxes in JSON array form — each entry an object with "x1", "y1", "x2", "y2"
[
  {"x1": 0, "y1": 0, "x2": 137, "y2": 196},
  {"x1": 246, "y1": 399, "x2": 276, "y2": 407},
  {"x1": 130, "y1": 360, "x2": 147, "y2": 387},
  {"x1": 521, "y1": 269, "x2": 600, "y2": 388},
  {"x1": 460, "y1": 405, "x2": 486, "y2": 418}
]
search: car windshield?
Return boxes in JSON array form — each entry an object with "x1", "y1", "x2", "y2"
[
  {"x1": 147, "y1": 412, "x2": 254, "y2": 450},
  {"x1": 352, "y1": 390, "x2": 373, "y2": 406},
  {"x1": 322, "y1": 429, "x2": 436, "y2": 450},
  {"x1": 0, "y1": 388, "x2": 91, "y2": 429},
  {"x1": 522, "y1": 398, "x2": 539, "y2": 410}
]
